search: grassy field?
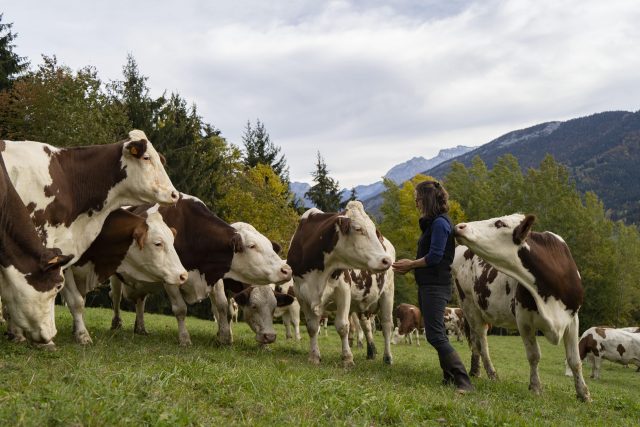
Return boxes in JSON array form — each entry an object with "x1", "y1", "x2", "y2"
[{"x1": 1, "y1": 308, "x2": 639, "y2": 426}]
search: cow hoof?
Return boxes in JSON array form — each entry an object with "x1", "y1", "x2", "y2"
[
  {"x1": 383, "y1": 355, "x2": 393, "y2": 365},
  {"x1": 110, "y1": 317, "x2": 123, "y2": 330},
  {"x1": 578, "y1": 393, "x2": 592, "y2": 403},
  {"x1": 308, "y1": 355, "x2": 321, "y2": 365},
  {"x1": 488, "y1": 372, "x2": 499, "y2": 381},
  {"x1": 134, "y1": 328, "x2": 149, "y2": 336},
  {"x1": 366, "y1": 343, "x2": 377, "y2": 359},
  {"x1": 34, "y1": 341, "x2": 57, "y2": 351},
  {"x1": 179, "y1": 338, "x2": 192, "y2": 347},
  {"x1": 528, "y1": 385, "x2": 542, "y2": 395},
  {"x1": 342, "y1": 358, "x2": 355, "y2": 368},
  {"x1": 75, "y1": 333, "x2": 93, "y2": 345}
]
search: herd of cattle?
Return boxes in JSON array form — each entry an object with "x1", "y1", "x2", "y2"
[{"x1": 1, "y1": 131, "x2": 638, "y2": 403}]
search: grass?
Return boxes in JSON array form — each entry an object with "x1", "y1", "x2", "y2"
[{"x1": 1, "y1": 308, "x2": 639, "y2": 426}]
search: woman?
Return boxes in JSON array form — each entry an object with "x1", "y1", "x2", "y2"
[{"x1": 392, "y1": 180, "x2": 473, "y2": 394}]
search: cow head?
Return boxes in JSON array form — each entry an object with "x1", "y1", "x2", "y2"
[
  {"x1": 120, "y1": 205, "x2": 188, "y2": 285},
  {"x1": 120, "y1": 130, "x2": 179, "y2": 206},
  {"x1": 0, "y1": 252, "x2": 71, "y2": 345},
  {"x1": 226, "y1": 222, "x2": 292, "y2": 285},
  {"x1": 233, "y1": 285, "x2": 294, "y2": 345},
  {"x1": 454, "y1": 213, "x2": 535, "y2": 275},
  {"x1": 331, "y1": 201, "x2": 392, "y2": 272}
]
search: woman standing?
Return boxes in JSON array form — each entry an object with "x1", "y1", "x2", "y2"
[{"x1": 392, "y1": 180, "x2": 473, "y2": 394}]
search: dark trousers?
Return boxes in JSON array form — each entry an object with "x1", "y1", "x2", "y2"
[{"x1": 418, "y1": 283, "x2": 455, "y2": 356}]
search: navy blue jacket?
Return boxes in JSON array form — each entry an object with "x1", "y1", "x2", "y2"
[{"x1": 414, "y1": 214, "x2": 455, "y2": 286}]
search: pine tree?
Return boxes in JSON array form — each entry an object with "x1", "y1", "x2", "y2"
[
  {"x1": 0, "y1": 15, "x2": 29, "y2": 91},
  {"x1": 242, "y1": 119, "x2": 289, "y2": 184},
  {"x1": 305, "y1": 152, "x2": 342, "y2": 212}
]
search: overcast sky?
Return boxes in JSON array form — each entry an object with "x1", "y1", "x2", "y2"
[{"x1": 4, "y1": 0, "x2": 640, "y2": 188}]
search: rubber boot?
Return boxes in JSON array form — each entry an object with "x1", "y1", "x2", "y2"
[
  {"x1": 440, "y1": 351, "x2": 474, "y2": 394},
  {"x1": 439, "y1": 357, "x2": 454, "y2": 385}
]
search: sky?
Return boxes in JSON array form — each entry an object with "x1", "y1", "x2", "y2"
[{"x1": 4, "y1": 0, "x2": 640, "y2": 188}]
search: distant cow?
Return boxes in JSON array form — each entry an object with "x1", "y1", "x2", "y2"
[
  {"x1": 564, "y1": 327, "x2": 640, "y2": 379},
  {"x1": 65, "y1": 206, "x2": 187, "y2": 343},
  {"x1": 444, "y1": 307, "x2": 465, "y2": 342},
  {"x1": 287, "y1": 201, "x2": 392, "y2": 366},
  {"x1": 110, "y1": 207, "x2": 291, "y2": 345},
  {"x1": 392, "y1": 304, "x2": 423, "y2": 345},
  {"x1": 0, "y1": 145, "x2": 71, "y2": 346},
  {"x1": 454, "y1": 214, "x2": 591, "y2": 402},
  {"x1": 228, "y1": 297, "x2": 239, "y2": 324},
  {"x1": 2, "y1": 130, "x2": 177, "y2": 343}
]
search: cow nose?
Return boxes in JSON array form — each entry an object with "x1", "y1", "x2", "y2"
[
  {"x1": 178, "y1": 272, "x2": 188, "y2": 284},
  {"x1": 281, "y1": 265, "x2": 292, "y2": 277},
  {"x1": 170, "y1": 191, "x2": 179, "y2": 202},
  {"x1": 381, "y1": 257, "x2": 391, "y2": 268},
  {"x1": 261, "y1": 333, "x2": 276, "y2": 344}
]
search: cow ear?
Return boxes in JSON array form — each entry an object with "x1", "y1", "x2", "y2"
[
  {"x1": 124, "y1": 139, "x2": 148, "y2": 159},
  {"x1": 513, "y1": 214, "x2": 536, "y2": 245},
  {"x1": 231, "y1": 233, "x2": 244, "y2": 253},
  {"x1": 233, "y1": 287, "x2": 253, "y2": 306},
  {"x1": 133, "y1": 223, "x2": 149, "y2": 250},
  {"x1": 337, "y1": 216, "x2": 351, "y2": 234},
  {"x1": 169, "y1": 227, "x2": 178, "y2": 238},
  {"x1": 158, "y1": 152, "x2": 167, "y2": 165},
  {"x1": 274, "y1": 291, "x2": 295, "y2": 307},
  {"x1": 223, "y1": 278, "x2": 248, "y2": 294},
  {"x1": 41, "y1": 252, "x2": 73, "y2": 271},
  {"x1": 271, "y1": 241, "x2": 282, "y2": 254}
]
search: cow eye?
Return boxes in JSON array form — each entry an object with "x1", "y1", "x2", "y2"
[
  {"x1": 494, "y1": 220, "x2": 507, "y2": 229},
  {"x1": 354, "y1": 226, "x2": 363, "y2": 232},
  {"x1": 154, "y1": 241, "x2": 163, "y2": 247},
  {"x1": 143, "y1": 154, "x2": 151, "y2": 160},
  {"x1": 249, "y1": 244, "x2": 257, "y2": 249}
]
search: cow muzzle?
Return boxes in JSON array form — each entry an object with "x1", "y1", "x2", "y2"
[{"x1": 257, "y1": 332, "x2": 276, "y2": 344}]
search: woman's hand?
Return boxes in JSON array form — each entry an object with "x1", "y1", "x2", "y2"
[{"x1": 392, "y1": 259, "x2": 416, "y2": 275}]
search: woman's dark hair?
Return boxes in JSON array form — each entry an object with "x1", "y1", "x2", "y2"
[{"x1": 415, "y1": 180, "x2": 449, "y2": 219}]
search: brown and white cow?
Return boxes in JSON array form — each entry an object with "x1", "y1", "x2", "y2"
[
  {"x1": 272, "y1": 280, "x2": 301, "y2": 340},
  {"x1": 1, "y1": 130, "x2": 177, "y2": 342},
  {"x1": 444, "y1": 307, "x2": 465, "y2": 342},
  {"x1": 454, "y1": 214, "x2": 591, "y2": 402},
  {"x1": 64, "y1": 205, "x2": 187, "y2": 343},
  {"x1": 564, "y1": 326, "x2": 640, "y2": 379},
  {"x1": 391, "y1": 303, "x2": 423, "y2": 345},
  {"x1": 232, "y1": 284, "x2": 295, "y2": 345},
  {"x1": 287, "y1": 201, "x2": 392, "y2": 367},
  {"x1": 0, "y1": 146, "x2": 71, "y2": 346},
  {"x1": 110, "y1": 199, "x2": 292, "y2": 345}
]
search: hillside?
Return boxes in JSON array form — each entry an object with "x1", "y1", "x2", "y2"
[{"x1": 389, "y1": 110, "x2": 640, "y2": 224}]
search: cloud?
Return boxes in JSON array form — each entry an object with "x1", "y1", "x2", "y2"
[{"x1": 4, "y1": 0, "x2": 640, "y2": 187}]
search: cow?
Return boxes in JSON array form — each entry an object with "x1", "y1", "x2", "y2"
[
  {"x1": 232, "y1": 284, "x2": 295, "y2": 345},
  {"x1": 0, "y1": 145, "x2": 71, "y2": 346},
  {"x1": 287, "y1": 201, "x2": 392, "y2": 367},
  {"x1": 564, "y1": 327, "x2": 640, "y2": 379},
  {"x1": 349, "y1": 312, "x2": 365, "y2": 348},
  {"x1": 1, "y1": 130, "x2": 177, "y2": 342},
  {"x1": 444, "y1": 307, "x2": 465, "y2": 342},
  {"x1": 454, "y1": 214, "x2": 591, "y2": 402},
  {"x1": 391, "y1": 303, "x2": 423, "y2": 345},
  {"x1": 110, "y1": 201, "x2": 292, "y2": 345},
  {"x1": 228, "y1": 297, "x2": 239, "y2": 324},
  {"x1": 273, "y1": 280, "x2": 301, "y2": 340},
  {"x1": 64, "y1": 205, "x2": 187, "y2": 343}
]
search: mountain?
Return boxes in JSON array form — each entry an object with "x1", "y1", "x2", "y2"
[
  {"x1": 423, "y1": 110, "x2": 640, "y2": 224},
  {"x1": 290, "y1": 145, "x2": 474, "y2": 208}
]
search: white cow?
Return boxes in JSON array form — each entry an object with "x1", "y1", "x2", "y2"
[
  {"x1": 272, "y1": 280, "x2": 301, "y2": 340},
  {"x1": 454, "y1": 214, "x2": 591, "y2": 402},
  {"x1": 286, "y1": 201, "x2": 392, "y2": 367},
  {"x1": 564, "y1": 326, "x2": 640, "y2": 379}
]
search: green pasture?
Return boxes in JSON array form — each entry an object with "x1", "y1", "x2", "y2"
[{"x1": 1, "y1": 308, "x2": 638, "y2": 426}]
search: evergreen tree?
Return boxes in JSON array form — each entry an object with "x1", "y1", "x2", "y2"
[
  {"x1": 0, "y1": 15, "x2": 29, "y2": 91},
  {"x1": 340, "y1": 187, "x2": 358, "y2": 209},
  {"x1": 305, "y1": 151, "x2": 342, "y2": 212},
  {"x1": 242, "y1": 119, "x2": 289, "y2": 184}
]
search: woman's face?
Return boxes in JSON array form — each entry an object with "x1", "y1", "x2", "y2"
[{"x1": 414, "y1": 190, "x2": 421, "y2": 212}]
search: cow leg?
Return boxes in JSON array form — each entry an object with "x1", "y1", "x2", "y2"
[
  {"x1": 109, "y1": 276, "x2": 124, "y2": 330},
  {"x1": 519, "y1": 325, "x2": 542, "y2": 395},
  {"x1": 291, "y1": 303, "x2": 302, "y2": 340},
  {"x1": 0, "y1": 297, "x2": 4, "y2": 324},
  {"x1": 62, "y1": 270, "x2": 92, "y2": 345},
  {"x1": 282, "y1": 311, "x2": 293, "y2": 340},
  {"x1": 334, "y1": 281, "x2": 354, "y2": 367},
  {"x1": 360, "y1": 314, "x2": 377, "y2": 360},
  {"x1": 378, "y1": 289, "x2": 394, "y2": 364},
  {"x1": 300, "y1": 300, "x2": 321, "y2": 364},
  {"x1": 134, "y1": 296, "x2": 149, "y2": 335},
  {"x1": 164, "y1": 284, "x2": 191, "y2": 346},
  {"x1": 563, "y1": 315, "x2": 591, "y2": 401},
  {"x1": 210, "y1": 280, "x2": 232, "y2": 345},
  {"x1": 477, "y1": 325, "x2": 498, "y2": 380}
]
